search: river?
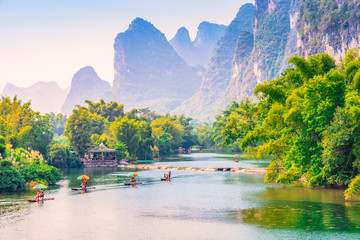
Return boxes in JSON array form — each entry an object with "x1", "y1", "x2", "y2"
[{"x1": 1, "y1": 152, "x2": 360, "y2": 239}]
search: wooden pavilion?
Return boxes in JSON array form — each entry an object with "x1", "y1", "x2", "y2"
[{"x1": 83, "y1": 143, "x2": 118, "y2": 167}]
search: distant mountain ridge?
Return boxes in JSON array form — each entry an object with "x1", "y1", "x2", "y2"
[
  {"x1": 170, "y1": 22, "x2": 226, "y2": 66},
  {"x1": 2, "y1": 82, "x2": 69, "y2": 114},
  {"x1": 110, "y1": 17, "x2": 202, "y2": 113}
]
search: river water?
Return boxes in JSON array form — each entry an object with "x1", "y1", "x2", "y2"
[{"x1": 1, "y1": 152, "x2": 360, "y2": 240}]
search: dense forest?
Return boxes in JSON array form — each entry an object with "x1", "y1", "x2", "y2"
[
  {"x1": 0, "y1": 97, "x2": 200, "y2": 192},
  {"x1": 216, "y1": 50, "x2": 360, "y2": 200},
  {"x1": 0, "y1": 97, "x2": 61, "y2": 192},
  {"x1": 64, "y1": 99, "x2": 198, "y2": 159}
]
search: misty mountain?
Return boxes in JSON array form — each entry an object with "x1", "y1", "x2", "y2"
[
  {"x1": 2, "y1": 81, "x2": 69, "y2": 114},
  {"x1": 170, "y1": 22, "x2": 226, "y2": 66},
  {"x1": 61, "y1": 66, "x2": 111, "y2": 115},
  {"x1": 173, "y1": 3, "x2": 255, "y2": 120},
  {"x1": 110, "y1": 17, "x2": 202, "y2": 113}
]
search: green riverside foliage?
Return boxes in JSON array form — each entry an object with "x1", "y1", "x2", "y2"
[
  {"x1": 65, "y1": 100, "x2": 198, "y2": 159},
  {"x1": 0, "y1": 96, "x2": 62, "y2": 192},
  {"x1": 19, "y1": 164, "x2": 61, "y2": 185},
  {"x1": 345, "y1": 175, "x2": 360, "y2": 201},
  {"x1": 212, "y1": 50, "x2": 360, "y2": 199},
  {"x1": 0, "y1": 136, "x2": 5, "y2": 157},
  {"x1": 65, "y1": 106, "x2": 106, "y2": 157},
  {"x1": 5, "y1": 148, "x2": 62, "y2": 185},
  {"x1": 0, "y1": 165, "x2": 25, "y2": 192},
  {"x1": 0, "y1": 96, "x2": 53, "y2": 157},
  {"x1": 48, "y1": 143, "x2": 82, "y2": 168}
]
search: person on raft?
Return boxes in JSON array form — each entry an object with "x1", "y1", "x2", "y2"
[
  {"x1": 130, "y1": 176, "x2": 136, "y2": 183},
  {"x1": 163, "y1": 174, "x2": 170, "y2": 181},
  {"x1": 35, "y1": 189, "x2": 44, "y2": 201},
  {"x1": 168, "y1": 171, "x2": 171, "y2": 178},
  {"x1": 80, "y1": 179, "x2": 88, "y2": 189}
]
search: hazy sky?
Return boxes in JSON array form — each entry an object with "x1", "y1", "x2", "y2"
[{"x1": 0, "y1": 0, "x2": 253, "y2": 92}]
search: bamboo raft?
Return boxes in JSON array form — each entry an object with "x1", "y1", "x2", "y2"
[
  {"x1": 161, "y1": 178, "x2": 172, "y2": 181},
  {"x1": 28, "y1": 197, "x2": 55, "y2": 202},
  {"x1": 71, "y1": 187, "x2": 96, "y2": 191},
  {"x1": 124, "y1": 182, "x2": 143, "y2": 185}
]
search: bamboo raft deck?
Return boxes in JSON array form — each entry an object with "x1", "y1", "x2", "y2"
[
  {"x1": 124, "y1": 182, "x2": 143, "y2": 185},
  {"x1": 71, "y1": 187, "x2": 96, "y2": 191},
  {"x1": 28, "y1": 197, "x2": 55, "y2": 202},
  {"x1": 161, "y1": 178, "x2": 172, "y2": 181}
]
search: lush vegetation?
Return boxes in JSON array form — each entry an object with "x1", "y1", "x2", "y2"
[
  {"x1": 0, "y1": 148, "x2": 61, "y2": 192},
  {"x1": 300, "y1": 0, "x2": 360, "y2": 32},
  {"x1": 299, "y1": 0, "x2": 360, "y2": 51},
  {"x1": 64, "y1": 100, "x2": 199, "y2": 160},
  {"x1": 46, "y1": 112, "x2": 67, "y2": 136},
  {"x1": 0, "y1": 97, "x2": 63, "y2": 192},
  {"x1": 208, "y1": 50, "x2": 360, "y2": 200}
]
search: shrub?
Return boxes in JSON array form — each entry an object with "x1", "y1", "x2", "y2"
[
  {"x1": 0, "y1": 167, "x2": 25, "y2": 192},
  {"x1": 0, "y1": 160, "x2": 13, "y2": 167},
  {"x1": 264, "y1": 160, "x2": 282, "y2": 183},
  {"x1": 19, "y1": 164, "x2": 61, "y2": 185},
  {"x1": 276, "y1": 167, "x2": 302, "y2": 184},
  {"x1": 345, "y1": 175, "x2": 360, "y2": 201}
]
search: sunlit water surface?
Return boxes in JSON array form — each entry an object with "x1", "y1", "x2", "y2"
[{"x1": 1, "y1": 152, "x2": 360, "y2": 239}]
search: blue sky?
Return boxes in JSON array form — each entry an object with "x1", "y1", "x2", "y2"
[{"x1": 0, "y1": 0, "x2": 253, "y2": 92}]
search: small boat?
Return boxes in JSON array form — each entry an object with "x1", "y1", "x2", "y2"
[
  {"x1": 161, "y1": 178, "x2": 172, "y2": 181},
  {"x1": 124, "y1": 182, "x2": 143, "y2": 185},
  {"x1": 28, "y1": 197, "x2": 55, "y2": 202},
  {"x1": 71, "y1": 187, "x2": 96, "y2": 191}
]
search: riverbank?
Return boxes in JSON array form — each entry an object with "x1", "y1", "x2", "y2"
[{"x1": 120, "y1": 164, "x2": 267, "y2": 173}]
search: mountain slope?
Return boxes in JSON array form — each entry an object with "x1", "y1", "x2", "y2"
[
  {"x1": 169, "y1": 27, "x2": 197, "y2": 66},
  {"x1": 61, "y1": 66, "x2": 111, "y2": 115},
  {"x1": 170, "y1": 22, "x2": 226, "y2": 67},
  {"x1": 173, "y1": 3, "x2": 255, "y2": 121},
  {"x1": 297, "y1": 0, "x2": 360, "y2": 62},
  {"x1": 111, "y1": 17, "x2": 202, "y2": 113}
]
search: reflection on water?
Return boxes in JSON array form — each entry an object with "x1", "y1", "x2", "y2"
[
  {"x1": 1, "y1": 153, "x2": 360, "y2": 239},
  {"x1": 239, "y1": 201, "x2": 360, "y2": 231},
  {"x1": 237, "y1": 186, "x2": 360, "y2": 232}
]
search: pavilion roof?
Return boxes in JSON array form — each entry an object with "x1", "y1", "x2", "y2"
[{"x1": 88, "y1": 143, "x2": 117, "y2": 153}]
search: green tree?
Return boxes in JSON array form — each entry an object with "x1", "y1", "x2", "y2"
[
  {"x1": 46, "y1": 112, "x2": 67, "y2": 136},
  {"x1": 194, "y1": 123, "x2": 215, "y2": 149},
  {"x1": 111, "y1": 116, "x2": 140, "y2": 157},
  {"x1": 65, "y1": 107, "x2": 105, "y2": 157},
  {"x1": 151, "y1": 117, "x2": 184, "y2": 155},
  {"x1": 0, "y1": 136, "x2": 6, "y2": 157},
  {"x1": 85, "y1": 99, "x2": 125, "y2": 122}
]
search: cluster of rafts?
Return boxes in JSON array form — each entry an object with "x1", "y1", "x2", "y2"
[{"x1": 28, "y1": 172, "x2": 172, "y2": 203}]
